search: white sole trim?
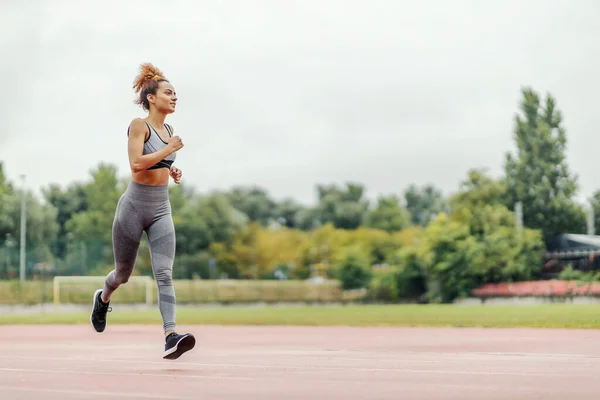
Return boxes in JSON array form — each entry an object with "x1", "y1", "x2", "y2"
[{"x1": 163, "y1": 334, "x2": 195, "y2": 359}]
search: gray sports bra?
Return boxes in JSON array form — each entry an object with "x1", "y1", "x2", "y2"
[{"x1": 128, "y1": 121, "x2": 177, "y2": 170}]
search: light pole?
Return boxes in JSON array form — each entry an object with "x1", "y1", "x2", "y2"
[
  {"x1": 19, "y1": 174, "x2": 26, "y2": 281},
  {"x1": 515, "y1": 201, "x2": 523, "y2": 236},
  {"x1": 587, "y1": 200, "x2": 595, "y2": 236}
]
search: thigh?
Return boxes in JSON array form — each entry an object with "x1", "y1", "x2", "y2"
[{"x1": 112, "y1": 195, "x2": 145, "y2": 262}]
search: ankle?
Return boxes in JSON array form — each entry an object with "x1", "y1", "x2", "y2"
[{"x1": 165, "y1": 330, "x2": 175, "y2": 337}]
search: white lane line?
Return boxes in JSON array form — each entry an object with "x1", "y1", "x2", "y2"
[
  {"x1": 0, "y1": 367, "x2": 253, "y2": 380},
  {"x1": 0, "y1": 385, "x2": 192, "y2": 399},
  {"x1": 0, "y1": 358, "x2": 575, "y2": 378}
]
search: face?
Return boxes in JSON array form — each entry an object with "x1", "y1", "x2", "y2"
[{"x1": 148, "y1": 81, "x2": 177, "y2": 114}]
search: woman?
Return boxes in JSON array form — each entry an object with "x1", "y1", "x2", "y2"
[{"x1": 90, "y1": 63, "x2": 195, "y2": 360}]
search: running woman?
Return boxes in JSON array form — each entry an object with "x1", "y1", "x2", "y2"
[{"x1": 90, "y1": 63, "x2": 195, "y2": 360}]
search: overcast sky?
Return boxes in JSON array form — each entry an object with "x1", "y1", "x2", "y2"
[{"x1": 1, "y1": 0, "x2": 599, "y2": 206}]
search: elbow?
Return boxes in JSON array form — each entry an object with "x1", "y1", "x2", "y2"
[{"x1": 130, "y1": 161, "x2": 144, "y2": 173}]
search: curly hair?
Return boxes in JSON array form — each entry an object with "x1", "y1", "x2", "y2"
[{"x1": 133, "y1": 63, "x2": 169, "y2": 111}]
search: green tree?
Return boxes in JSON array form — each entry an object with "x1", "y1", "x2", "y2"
[
  {"x1": 63, "y1": 163, "x2": 125, "y2": 267},
  {"x1": 0, "y1": 162, "x2": 15, "y2": 238},
  {"x1": 65, "y1": 163, "x2": 124, "y2": 243},
  {"x1": 589, "y1": 191, "x2": 600, "y2": 235},
  {"x1": 168, "y1": 182, "x2": 195, "y2": 213},
  {"x1": 294, "y1": 207, "x2": 322, "y2": 231},
  {"x1": 226, "y1": 186, "x2": 276, "y2": 225},
  {"x1": 175, "y1": 192, "x2": 248, "y2": 254},
  {"x1": 315, "y1": 183, "x2": 370, "y2": 230},
  {"x1": 449, "y1": 169, "x2": 509, "y2": 237},
  {"x1": 504, "y1": 88, "x2": 586, "y2": 242},
  {"x1": 41, "y1": 182, "x2": 88, "y2": 258},
  {"x1": 273, "y1": 198, "x2": 305, "y2": 229},
  {"x1": 404, "y1": 184, "x2": 447, "y2": 226},
  {"x1": 1, "y1": 186, "x2": 59, "y2": 272},
  {"x1": 418, "y1": 169, "x2": 545, "y2": 303},
  {"x1": 450, "y1": 169, "x2": 545, "y2": 285},
  {"x1": 0, "y1": 163, "x2": 59, "y2": 250},
  {"x1": 363, "y1": 195, "x2": 411, "y2": 233},
  {"x1": 420, "y1": 213, "x2": 478, "y2": 303}
]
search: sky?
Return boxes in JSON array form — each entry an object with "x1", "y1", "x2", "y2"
[{"x1": 1, "y1": 0, "x2": 599, "y2": 206}]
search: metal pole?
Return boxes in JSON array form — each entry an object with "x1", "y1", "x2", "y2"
[
  {"x1": 19, "y1": 174, "x2": 26, "y2": 281},
  {"x1": 515, "y1": 201, "x2": 523, "y2": 235},
  {"x1": 588, "y1": 201, "x2": 595, "y2": 235}
]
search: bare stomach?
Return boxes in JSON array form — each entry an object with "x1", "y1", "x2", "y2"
[{"x1": 131, "y1": 168, "x2": 170, "y2": 186}]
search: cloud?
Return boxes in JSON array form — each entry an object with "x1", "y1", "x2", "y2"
[{"x1": 1, "y1": 0, "x2": 600, "y2": 206}]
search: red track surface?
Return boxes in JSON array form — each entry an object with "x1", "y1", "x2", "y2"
[{"x1": 1, "y1": 324, "x2": 600, "y2": 399}]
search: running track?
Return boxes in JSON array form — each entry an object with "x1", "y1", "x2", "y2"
[{"x1": 1, "y1": 325, "x2": 599, "y2": 399}]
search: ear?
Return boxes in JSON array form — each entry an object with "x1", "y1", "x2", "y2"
[{"x1": 146, "y1": 93, "x2": 155, "y2": 104}]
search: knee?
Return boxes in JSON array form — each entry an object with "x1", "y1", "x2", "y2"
[
  {"x1": 112, "y1": 270, "x2": 130, "y2": 285},
  {"x1": 155, "y1": 269, "x2": 173, "y2": 287}
]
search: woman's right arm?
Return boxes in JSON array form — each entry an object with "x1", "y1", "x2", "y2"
[{"x1": 128, "y1": 119, "x2": 181, "y2": 173}]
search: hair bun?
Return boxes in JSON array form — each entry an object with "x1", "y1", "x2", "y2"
[{"x1": 133, "y1": 62, "x2": 166, "y2": 93}]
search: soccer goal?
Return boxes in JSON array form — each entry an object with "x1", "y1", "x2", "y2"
[{"x1": 53, "y1": 275, "x2": 154, "y2": 306}]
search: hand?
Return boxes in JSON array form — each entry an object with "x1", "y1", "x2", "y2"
[
  {"x1": 166, "y1": 136, "x2": 184, "y2": 153},
  {"x1": 170, "y1": 166, "x2": 183, "y2": 184}
]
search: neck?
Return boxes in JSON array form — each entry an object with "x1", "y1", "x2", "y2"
[{"x1": 146, "y1": 109, "x2": 167, "y2": 128}]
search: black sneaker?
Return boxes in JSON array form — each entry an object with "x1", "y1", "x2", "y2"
[
  {"x1": 90, "y1": 289, "x2": 112, "y2": 333},
  {"x1": 163, "y1": 332, "x2": 196, "y2": 360}
]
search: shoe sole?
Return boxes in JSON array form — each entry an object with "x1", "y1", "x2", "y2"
[
  {"x1": 163, "y1": 334, "x2": 196, "y2": 360},
  {"x1": 90, "y1": 288, "x2": 106, "y2": 333}
]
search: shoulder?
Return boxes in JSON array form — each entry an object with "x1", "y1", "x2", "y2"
[
  {"x1": 129, "y1": 118, "x2": 148, "y2": 130},
  {"x1": 165, "y1": 123, "x2": 175, "y2": 135},
  {"x1": 128, "y1": 118, "x2": 150, "y2": 139}
]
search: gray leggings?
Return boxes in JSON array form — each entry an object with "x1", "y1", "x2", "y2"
[{"x1": 102, "y1": 180, "x2": 176, "y2": 333}]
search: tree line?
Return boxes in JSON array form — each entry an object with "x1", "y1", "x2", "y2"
[{"x1": 0, "y1": 87, "x2": 596, "y2": 302}]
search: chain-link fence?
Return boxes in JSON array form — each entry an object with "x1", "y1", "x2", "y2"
[
  {"x1": 0, "y1": 278, "x2": 360, "y2": 306},
  {"x1": 0, "y1": 240, "x2": 361, "y2": 306},
  {"x1": 0, "y1": 238, "x2": 109, "y2": 280}
]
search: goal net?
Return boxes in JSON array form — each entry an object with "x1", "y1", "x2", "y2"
[{"x1": 53, "y1": 275, "x2": 154, "y2": 306}]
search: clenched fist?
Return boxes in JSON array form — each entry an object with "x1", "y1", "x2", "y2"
[{"x1": 167, "y1": 136, "x2": 184, "y2": 153}]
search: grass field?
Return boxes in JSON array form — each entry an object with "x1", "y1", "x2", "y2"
[{"x1": 2, "y1": 303, "x2": 600, "y2": 328}]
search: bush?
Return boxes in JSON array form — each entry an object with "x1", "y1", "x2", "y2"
[
  {"x1": 208, "y1": 243, "x2": 240, "y2": 279},
  {"x1": 558, "y1": 265, "x2": 600, "y2": 282},
  {"x1": 558, "y1": 265, "x2": 582, "y2": 281},
  {"x1": 336, "y1": 245, "x2": 372, "y2": 290},
  {"x1": 369, "y1": 268, "x2": 398, "y2": 301},
  {"x1": 392, "y1": 248, "x2": 427, "y2": 299},
  {"x1": 420, "y1": 214, "x2": 478, "y2": 303}
]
